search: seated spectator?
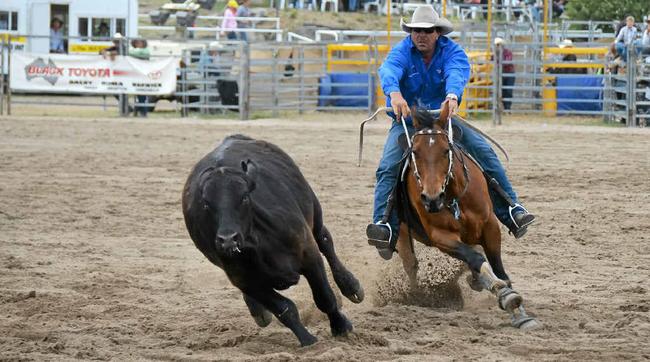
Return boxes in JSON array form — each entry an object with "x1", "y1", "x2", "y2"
[
  {"x1": 100, "y1": 33, "x2": 124, "y2": 61},
  {"x1": 50, "y1": 18, "x2": 66, "y2": 53},
  {"x1": 614, "y1": 16, "x2": 638, "y2": 62},
  {"x1": 552, "y1": 0, "x2": 566, "y2": 18}
]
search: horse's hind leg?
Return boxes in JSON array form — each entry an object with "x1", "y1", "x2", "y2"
[
  {"x1": 396, "y1": 224, "x2": 418, "y2": 288},
  {"x1": 243, "y1": 293, "x2": 273, "y2": 327},
  {"x1": 312, "y1": 224, "x2": 364, "y2": 304}
]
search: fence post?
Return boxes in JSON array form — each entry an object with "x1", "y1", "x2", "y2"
[
  {"x1": 272, "y1": 49, "x2": 278, "y2": 117},
  {"x1": 118, "y1": 39, "x2": 129, "y2": 117},
  {"x1": 181, "y1": 50, "x2": 188, "y2": 117},
  {"x1": 493, "y1": 44, "x2": 502, "y2": 125},
  {"x1": 626, "y1": 47, "x2": 637, "y2": 127},
  {"x1": 298, "y1": 46, "x2": 304, "y2": 114},
  {"x1": 7, "y1": 35, "x2": 11, "y2": 116},
  {"x1": 239, "y1": 42, "x2": 250, "y2": 120},
  {"x1": 1, "y1": 37, "x2": 4, "y2": 116}
]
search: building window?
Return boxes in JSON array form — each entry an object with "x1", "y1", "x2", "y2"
[
  {"x1": 0, "y1": 12, "x2": 8, "y2": 30},
  {"x1": 78, "y1": 17, "x2": 88, "y2": 40},
  {"x1": 11, "y1": 11, "x2": 17, "y2": 31},
  {"x1": 116, "y1": 18, "x2": 126, "y2": 36},
  {"x1": 92, "y1": 18, "x2": 111, "y2": 40}
]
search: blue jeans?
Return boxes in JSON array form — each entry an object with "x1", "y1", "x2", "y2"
[
  {"x1": 616, "y1": 41, "x2": 649, "y2": 61},
  {"x1": 372, "y1": 118, "x2": 521, "y2": 232}
]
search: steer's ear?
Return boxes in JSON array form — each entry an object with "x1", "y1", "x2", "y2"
[{"x1": 241, "y1": 159, "x2": 257, "y2": 191}]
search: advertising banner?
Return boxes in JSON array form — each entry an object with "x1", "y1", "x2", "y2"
[{"x1": 10, "y1": 53, "x2": 177, "y2": 95}]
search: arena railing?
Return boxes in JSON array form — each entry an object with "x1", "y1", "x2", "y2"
[{"x1": 1, "y1": 36, "x2": 648, "y2": 126}]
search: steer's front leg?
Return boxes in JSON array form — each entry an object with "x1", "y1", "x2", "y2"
[{"x1": 244, "y1": 288, "x2": 317, "y2": 347}]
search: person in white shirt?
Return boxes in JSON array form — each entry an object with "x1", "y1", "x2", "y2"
[
  {"x1": 50, "y1": 18, "x2": 65, "y2": 53},
  {"x1": 641, "y1": 18, "x2": 650, "y2": 56},
  {"x1": 615, "y1": 16, "x2": 638, "y2": 61}
]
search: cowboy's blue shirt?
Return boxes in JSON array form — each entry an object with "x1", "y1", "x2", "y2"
[{"x1": 379, "y1": 35, "x2": 471, "y2": 110}]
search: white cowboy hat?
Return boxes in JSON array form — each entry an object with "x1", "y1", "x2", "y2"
[
  {"x1": 112, "y1": 32, "x2": 124, "y2": 40},
  {"x1": 558, "y1": 39, "x2": 574, "y2": 48},
  {"x1": 494, "y1": 37, "x2": 505, "y2": 45},
  {"x1": 400, "y1": 5, "x2": 453, "y2": 35}
]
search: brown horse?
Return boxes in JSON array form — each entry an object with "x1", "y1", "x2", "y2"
[{"x1": 392, "y1": 105, "x2": 538, "y2": 329}]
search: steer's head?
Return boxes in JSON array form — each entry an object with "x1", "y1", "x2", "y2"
[{"x1": 199, "y1": 160, "x2": 257, "y2": 258}]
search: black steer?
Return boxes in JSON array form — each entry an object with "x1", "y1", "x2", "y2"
[{"x1": 182, "y1": 134, "x2": 364, "y2": 346}]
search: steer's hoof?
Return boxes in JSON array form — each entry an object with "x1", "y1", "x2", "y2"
[
  {"x1": 330, "y1": 312, "x2": 353, "y2": 337},
  {"x1": 335, "y1": 272, "x2": 365, "y2": 304},
  {"x1": 344, "y1": 282, "x2": 365, "y2": 304},
  {"x1": 299, "y1": 334, "x2": 318, "y2": 347},
  {"x1": 253, "y1": 310, "x2": 273, "y2": 328}
]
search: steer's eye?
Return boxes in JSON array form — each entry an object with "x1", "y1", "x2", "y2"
[{"x1": 242, "y1": 195, "x2": 250, "y2": 204}]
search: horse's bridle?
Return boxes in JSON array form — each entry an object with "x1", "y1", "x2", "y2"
[{"x1": 401, "y1": 117, "x2": 469, "y2": 202}]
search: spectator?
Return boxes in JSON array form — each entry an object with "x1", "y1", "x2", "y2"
[
  {"x1": 614, "y1": 16, "x2": 638, "y2": 62},
  {"x1": 494, "y1": 37, "x2": 515, "y2": 110},
  {"x1": 129, "y1": 38, "x2": 151, "y2": 118},
  {"x1": 221, "y1": 0, "x2": 239, "y2": 40},
  {"x1": 50, "y1": 18, "x2": 66, "y2": 53},
  {"x1": 526, "y1": 0, "x2": 541, "y2": 23},
  {"x1": 640, "y1": 18, "x2": 650, "y2": 56},
  {"x1": 236, "y1": 0, "x2": 252, "y2": 42},
  {"x1": 100, "y1": 33, "x2": 125, "y2": 61},
  {"x1": 549, "y1": 39, "x2": 587, "y2": 74},
  {"x1": 552, "y1": 0, "x2": 566, "y2": 18},
  {"x1": 96, "y1": 22, "x2": 110, "y2": 39}
]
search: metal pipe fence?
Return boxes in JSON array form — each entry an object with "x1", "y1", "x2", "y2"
[{"x1": 1, "y1": 35, "x2": 648, "y2": 127}]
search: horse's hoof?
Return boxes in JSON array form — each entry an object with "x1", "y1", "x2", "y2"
[
  {"x1": 497, "y1": 287, "x2": 522, "y2": 311},
  {"x1": 466, "y1": 274, "x2": 484, "y2": 292},
  {"x1": 513, "y1": 316, "x2": 541, "y2": 330}
]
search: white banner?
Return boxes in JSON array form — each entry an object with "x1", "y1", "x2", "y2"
[{"x1": 10, "y1": 53, "x2": 177, "y2": 95}]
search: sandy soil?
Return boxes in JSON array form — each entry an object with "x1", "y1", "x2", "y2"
[{"x1": 1, "y1": 113, "x2": 649, "y2": 361}]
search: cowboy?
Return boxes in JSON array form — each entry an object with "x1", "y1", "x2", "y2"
[{"x1": 366, "y1": 5, "x2": 535, "y2": 253}]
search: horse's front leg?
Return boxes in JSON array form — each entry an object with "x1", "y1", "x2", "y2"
[
  {"x1": 396, "y1": 224, "x2": 418, "y2": 288},
  {"x1": 433, "y1": 237, "x2": 514, "y2": 300}
]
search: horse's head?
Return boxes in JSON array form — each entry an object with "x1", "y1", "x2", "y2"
[
  {"x1": 410, "y1": 107, "x2": 454, "y2": 213},
  {"x1": 199, "y1": 161, "x2": 257, "y2": 257}
]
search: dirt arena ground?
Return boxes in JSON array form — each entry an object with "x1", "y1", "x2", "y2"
[{"x1": 1, "y1": 113, "x2": 649, "y2": 361}]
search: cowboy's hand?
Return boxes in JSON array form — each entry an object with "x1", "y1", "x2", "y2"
[
  {"x1": 446, "y1": 97, "x2": 459, "y2": 116},
  {"x1": 389, "y1": 92, "x2": 410, "y2": 120}
]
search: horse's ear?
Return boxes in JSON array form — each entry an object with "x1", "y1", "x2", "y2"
[
  {"x1": 410, "y1": 106, "x2": 422, "y2": 129},
  {"x1": 241, "y1": 159, "x2": 257, "y2": 191},
  {"x1": 438, "y1": 99, "x2": 450, "y2": 125}
]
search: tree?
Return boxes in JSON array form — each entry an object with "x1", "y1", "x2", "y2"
[{"x1": 565, "y1": 0, "x2": 650, "y2": 23}]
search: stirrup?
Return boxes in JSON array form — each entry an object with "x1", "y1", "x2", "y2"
[
  {"x1": 508, "y1": 204, "x2": 535, "y2": 229},
  {"x1": 366, "y1": 223, "x2": 395, "y2": 260}
]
